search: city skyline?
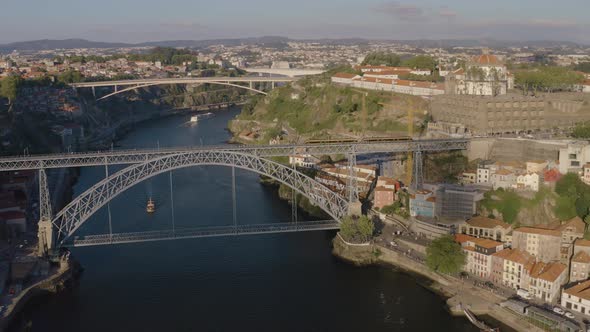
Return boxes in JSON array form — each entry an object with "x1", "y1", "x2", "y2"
[{"x1": 1, "y1": 0, "x2": 588, "y2": 44}]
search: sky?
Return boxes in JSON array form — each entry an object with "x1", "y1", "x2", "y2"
[{"x1": 0, "y1": 0, "x2": 588, "y2": 44}]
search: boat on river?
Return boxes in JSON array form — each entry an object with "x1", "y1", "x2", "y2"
[{"x1": 146, "y1": 198, "x2": 156, "y2": 213}]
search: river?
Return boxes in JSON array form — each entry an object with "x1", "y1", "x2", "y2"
[{"x1": 14, "y1": 108, "x2": 477, "y2": 332}]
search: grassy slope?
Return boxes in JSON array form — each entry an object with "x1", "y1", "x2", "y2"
[{"x1": 234, "y1": 74, "x2": 429, "y2": 142}]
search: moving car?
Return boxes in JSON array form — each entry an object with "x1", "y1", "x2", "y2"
[{"x1": 565, "y1": 311, "x2": 575, "y2": 319}]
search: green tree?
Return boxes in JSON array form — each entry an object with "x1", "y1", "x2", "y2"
[
  {"x1": 426, "y1": 235, "x2": 465, "y2": 274},
  {"x1": 361, "y1": 52, "x2": 401, "y2": 67},
  {"x1": 402, "y1": 55, "x2": 437, "y2": 70},
  {"x1": 0, "y1": 75, "x2": 23, "y2": 104},
  {"x1": 572, "y1": 122, "x2": 590, "y2": 139},
  {"x1": 339, "y1": 215, "x2": 374, "y2": 244},
  {"x1": 57, "y1": 70, "x2": 84, "y2": 84},
  {"x1": 574, "y1": 62, "x2": 590, "y2": 73}
]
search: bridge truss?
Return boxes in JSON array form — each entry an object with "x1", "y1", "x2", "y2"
[
  {"x1": 52, "y1": 150, "x2": 350, "y2": 247},
  {"x1": 0, "y1": 139, "x2": 469, "y2": 172}
]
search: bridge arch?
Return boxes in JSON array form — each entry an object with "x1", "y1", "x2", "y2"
[
  {"x1": 95, "y1": 81, "x2": 268, "y2": 101},
  {"x1": 52, "y1": 150, "x2": 349, "y2": 246}
]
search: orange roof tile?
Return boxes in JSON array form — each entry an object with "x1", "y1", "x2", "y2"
[
  {"x1": 557, "y1": 216, "x2": 585, "y2": 234},
  {"x1": 576, "y1": 239, "x2": 590, "y2": 248},
  {"x1": 514, "y1": 227, "x2": 561, "y2": 237},
  {"x1": 466, "y1": 216, "x2": 511, "y2": 230},
  {"x1": 572, "y1": 251, "x2": 590, "y2": 264},
  {"x1": 530, "y1": 262, "x2": 566, "y2": 283},
  {"x1": 474, "y1": 54, "x2": 501, "y2": 65},
  {"x1": 564, "y1": 279, "x2": 590, "y2": 300},
  {"x1": 333, "y1": 72, "x2": 357, "y2": 79}
]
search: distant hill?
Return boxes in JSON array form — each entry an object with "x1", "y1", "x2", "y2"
[
  {"x1": 0, "y1": 37, "x2": 585, "y2": 53},
  {"x1": 0, "y1": 39, "x2": 132, "y2": 52}
]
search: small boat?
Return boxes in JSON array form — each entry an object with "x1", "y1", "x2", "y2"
[
  {"x1": 190, "y1": 115, "x2": 199, "y2": 123},
  {"x1": 146, "y1": 198, "x2": 156, "y2": 213}
]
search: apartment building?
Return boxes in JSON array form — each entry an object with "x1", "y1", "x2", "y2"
[
  {"x1": 456, "y1": 234, "x2": 504, "y2": 279},
  {"x1": 528, "y1": 262, "x2": 567, "y2": 303},
  {"x1": 458, "y1": 216, "x2": 512, "y2": 242},
  {"x1": 512, "y1": 227, "x2": 562, "y2": 262},
  {"x1": 562, "y1": 280, "x2": 590, "y2": 316}
]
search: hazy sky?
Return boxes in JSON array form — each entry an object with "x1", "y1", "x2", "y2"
[{"x1": 1, "y1": 0, "x2": 588, "y2": 43}]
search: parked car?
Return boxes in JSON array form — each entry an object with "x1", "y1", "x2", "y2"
[
  {"x1": 553, "y1": 307, "x2": 565, "y2": 315},
  {"x1": 485, "y1": 281, "x2": 496, "y2": 289},
  {"x1": 517, "y1": 289, "x2": 531, "y2": 300},
  {"x1": 389, "y1": 241, "x2": 398, "y2": 247},
  {"x1": 565, "y1": 311, "x2": 575, "y2": 319}
]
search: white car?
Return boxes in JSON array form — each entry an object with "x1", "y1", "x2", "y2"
[
  {"x1": 565, "y1": 311, "x2": 575, "y2": 319},
  {"x1": 553, "y1": 307, "x2": 565, "y2": 315}
]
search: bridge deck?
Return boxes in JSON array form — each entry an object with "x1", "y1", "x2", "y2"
[
  {"x1": 71, "y1": 77, "x2": 296, "y2": 88},
  {"x1": 65, "y1": 220, "x2": 340, "y2": 247},
  {"x1": 0, "y1": 139, "x2": 468, "y2": 171}
]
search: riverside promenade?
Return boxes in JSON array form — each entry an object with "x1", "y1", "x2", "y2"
[
  {"x1": 0, "y1": 260, "x2": 74, "y2": 331},
  {"x1": 332, "y1": 235, "x2": 544, "y2": 332}
]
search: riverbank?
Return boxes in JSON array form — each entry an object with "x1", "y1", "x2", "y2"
[
  {"x1": 332, "y1": 235, "x2": 543, "y2": 332},
  {"x1": 0, "y1": 259, "x2": 80, "y2": 331}
]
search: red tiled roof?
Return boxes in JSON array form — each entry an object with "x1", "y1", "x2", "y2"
[
  {"x1": 332, "y1": 72, "x2": 357, "y2": 79},
  {"x1": 564, "y1": 279, "x2": 590, "y2": 300},
  {"x1": 466, "y1": 216, "x2": 511, "y2": 230},
  {"x1": 474, "y1": 54, "x2": 501, "y2": 65},
  {"x1": 514, "y1": 227, "x2": 561, "y2": 237},
  {"x1": 530, "y1": 262, "x2": 566, "y2": 283}
]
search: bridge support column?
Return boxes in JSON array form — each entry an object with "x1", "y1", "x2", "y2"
[
  {"x1": 37, "y1": 169, "x2": 54, "y2": 256},
  {"x1": 271, "y1": 81, "x2": 275, "y2": 89},
  {"x1": 114, "y1": 85, "x2": 118, "y2": 93},
  {"x1": 347, "y1": 153, "x2": 362, "y2": 216},
  {"x1": 411, "y1": 150, "x2": 423, "y2": 191},
  {"x1": 91, "y1": 86, "x2": 96, "y2": 98}
]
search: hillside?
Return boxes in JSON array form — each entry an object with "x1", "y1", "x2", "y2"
[{"x1": 229, "y1": 73, "x2": 430, "y2": 143}]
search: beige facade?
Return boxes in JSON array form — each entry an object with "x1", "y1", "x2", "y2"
[
  {"x1": 493, "y1": 249, "x2": 535, "y2": 290},
  {"x1": 512, "y1": 227, "x2": 562, "y2": 262},
  {"x1": 570, "y1": 251, "x2": 590, "y2": 282},
  {"x1": 562, "y1": 280, "x2": 590, "y2": 316},
  {"x1": 431, "y1": 93, "x2": 590, "y2": 136},
  {"x1": 459, "y1": 216, "x2": 512, "y2": 242},
  {"x1": 528, "y1": 262, "x2": 567, "y2": 303},
  {"x1": 456, "y1": 234, "x2": 504, "y2": 279}
]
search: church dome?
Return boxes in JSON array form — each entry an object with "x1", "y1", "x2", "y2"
[{"x1": 473, "y1": 54, "x2": 501, "y2": 65}]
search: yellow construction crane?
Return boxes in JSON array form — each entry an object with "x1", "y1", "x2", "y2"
[{"x1": 378, "y1": 99, "x2": 415, "y2": 186}]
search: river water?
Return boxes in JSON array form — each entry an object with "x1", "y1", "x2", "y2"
[{"x1": 16, "y1": 108, "x2": 476, "y2": 332}]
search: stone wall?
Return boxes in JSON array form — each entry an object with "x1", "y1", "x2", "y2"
[{"x1": 468, "y1": 138, "x2": 566, "y2": 162}]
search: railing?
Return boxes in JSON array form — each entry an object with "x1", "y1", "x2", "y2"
[{"x1": 66, "y1": 220, "x2": 340, "y2": 247}]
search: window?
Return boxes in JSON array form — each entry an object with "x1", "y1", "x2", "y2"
[{"x1": 569, "y1": 154, "x2": 577, "y2": 159}]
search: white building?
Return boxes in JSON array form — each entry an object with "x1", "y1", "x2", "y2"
[
  {"x1": 490, "y1": 169, "x2": 517, "y2": 190},
  {"x1": 562, "y1": 279, "x2": 590, "y2": 316},
  {"x1": 289, "y1": 154, "x2": 319, "y2": 168},
  {"x1": 516, "y1": 173, "x2": 541, "y2": 192},
  {"x1": 559, "y1": 142, "x2": 590, "y2": 174},
  {"x1": 447, "y1": 54, "x2": 511, "y2": 96}
]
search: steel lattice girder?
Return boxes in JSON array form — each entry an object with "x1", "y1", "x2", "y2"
[
  {"x1": 53, "y1": 151, "x2": 350, "y2": 246},
  {"x1": 0, "y1": 139, "x2": 469, "y2": 171},
  {"x1": 65, "y1": 220, "x2": 340, "y2": 247}
]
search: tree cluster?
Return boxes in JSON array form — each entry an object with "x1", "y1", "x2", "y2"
[
  {"x1": 554, "y1": 173, "x2": 590, "y2": 221},
  {"x1": 574, "y1": 62, "x2": 590, "y2": 74},
  {"x1": 425, "y1": 235, "x2": 465, "y2": 274},
  {"x1": 515, "y1": 67, "x2": 584, "y2": 94},
  {"x1": 361, "y1": 52, "x2": 402, "y2": 67},
  {"x1": 571, "y1": 122, "x2": 590, "y2": 139},
  {"x1": 339, "y1": 215, "x2": 374, "y2": 244}
]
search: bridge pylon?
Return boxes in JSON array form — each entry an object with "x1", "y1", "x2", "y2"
[{"x1": 37, "y1": 168, "x2": 54, "y2": 256}]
